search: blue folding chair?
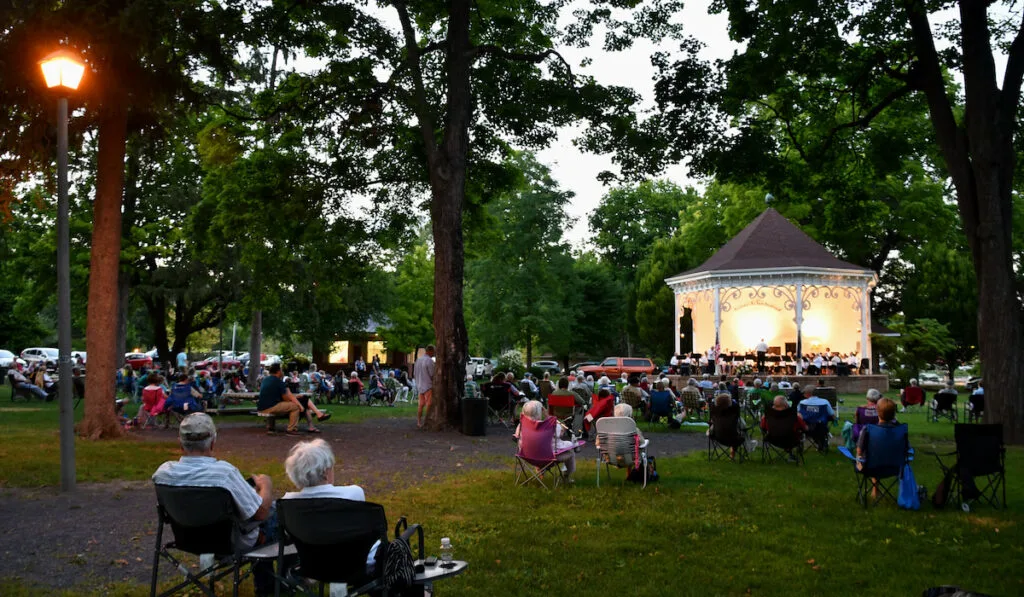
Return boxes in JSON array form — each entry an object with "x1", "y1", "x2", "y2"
[
  {"x1": 839, "y1": 423, "x2": 913, "y2": 507},
  {"x1": 797, "y1": 402, "x2": 834, "y2": 453}
]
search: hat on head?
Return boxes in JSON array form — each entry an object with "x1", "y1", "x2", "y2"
[{"x1": 179, "y1": 413, "x2": 216, "y2": 442}]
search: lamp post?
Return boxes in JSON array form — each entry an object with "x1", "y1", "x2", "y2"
[{"x1": 40, "y1": 49, "x2": 85, "y2": 493}]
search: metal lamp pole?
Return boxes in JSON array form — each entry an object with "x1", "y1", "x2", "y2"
[
  {"x1": 40, "y1": 49, "x2": 85, "y2": 493},
  {"x1": 56, "y1": 94, "x2": 74, "y2": 492}
]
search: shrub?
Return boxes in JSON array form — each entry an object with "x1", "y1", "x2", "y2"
[{"x1": 496, "y1": 349, "x2": 525, "y2": 378}]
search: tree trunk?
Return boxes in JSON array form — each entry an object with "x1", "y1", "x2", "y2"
[
  {"x1": 248, "y1": 310, "x2": 262, "y2": 387},
  {"x1": 77, "y1": 102, "x2": 128, "y2": 440},
  {"x1": 115, "y1": 273, "x2": 129, "y2": 357},
  {"x1": 144, "y1": 295, "x2": 171, "y2": 367}
]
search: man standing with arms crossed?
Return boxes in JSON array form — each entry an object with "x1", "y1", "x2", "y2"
[{"x1": 414, "y1": 344, "x2": 435, "y2": 429}]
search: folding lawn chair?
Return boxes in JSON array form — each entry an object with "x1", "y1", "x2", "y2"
[
  {"x1": 931, "y1": 424, "x2": 1006, "y2": 511},
  {"x1": 595, "y1": 416, "x2": 649, "y2": 488},
  {"x1": 680, "y1": 390, "x2": 705, "y2": 421},
  {"x1": 514, "y1": 415, "x2": 583, "y2": 490},
  {"x1": 646, "y1": 390, "x2": 676, "y2": 430},
  {"x1": 274, "y1": 497, "x2": 425, "y2": 597},
  {"x1": 965, "y1": 394, "x2": 985, "y2": 424},
  {"x1": 547, "y1": 393, "x2": 579, "y2": 435},
  {"x1": 150, "y1": 485, "x2": 277, "y2": 597},
  {"x1": 838, "y1": 423, "x2": 912, "y2": 508},
  {"x1": 930, "y1": 392, "x2": 959, "y2": 423},
  {"x1": 761, "y1": 407, "x2": 805, "y2": 465},
  {"x1": 797, "y1": 402, "x2": 833, "y2": 454},
  {"x1": 852, "y1": 406, "x2": 878, "y2": 444},
  {"x1": 484, "y1": 382, "x2": 515, "y2": 429},
  {"x1": 707, "y1": 402, "x2": 749, "y2": 463}
]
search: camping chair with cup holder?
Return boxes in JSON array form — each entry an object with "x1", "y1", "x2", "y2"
[
  {"x1": 965, "y1": 393, "x2": 985, "y2": 424},
  {"x1": 274, "y1": 497, "x2": 427, "y2": 597},
  {"x1": 150, "y1": 484, "x2": 281, "y2": 597},
  {"x1": 483, "y1": 382, "x2": 516, "y2": 430},
  {"x1": 797, "y1": 401, "x2": 834, "y2": 454}
]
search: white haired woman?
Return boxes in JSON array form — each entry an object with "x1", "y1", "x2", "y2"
[
  {"x1": 282, "y1": 439, "x2": 376, "y2": 570},
  {"x1": 514, "y1": 399, "x2": 577, "y2": 482}
]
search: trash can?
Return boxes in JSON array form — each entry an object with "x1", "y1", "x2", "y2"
[{"x1": 461, "y1": 397, "x2": 487, "y2": 436}]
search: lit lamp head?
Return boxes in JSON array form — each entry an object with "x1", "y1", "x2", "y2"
[{"x1": 39, "y1": 49, "x2": 85, "y2": 91}]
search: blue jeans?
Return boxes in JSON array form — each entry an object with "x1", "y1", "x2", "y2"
[{"x1": 18, "y1": 383, "x2": 48, "y2": 401}]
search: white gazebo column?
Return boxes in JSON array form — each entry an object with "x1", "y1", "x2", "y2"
[
  {"x1": 713, "y1": 287, "x2": 722, "y2": 374},
  {"x1": 673, "y1": 290, "x2": 681, "y2": 356},
  {"x1": 794, "y1": 282, "x2": 803, "y2": 374},
  {"x1": 861, "y1": 282, "x2": 871, "y2": 374}
]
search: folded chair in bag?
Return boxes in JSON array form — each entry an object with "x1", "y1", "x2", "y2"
[
  {"x1": 707, "y1": 402, "x2": 748, "y2": 463},
  {"x1": 761, "y1": 408, "x2": 804, "y2": 465},
  {"x1": 595, "y1": 417, "x2": 649, "y2": 488},
  {"x1": 838, "y1": 423, "x2": 912, "y2": 508},
  {"x1": 151, "y1": 485, "x2": 274, "y2": 597},
  {"x1": 514, "y1": 415, "x2": 583, "y2": 490},
  {"x1": 930, "y1": 392, "x2": 958, "y2": 423},
  {"x1": 931, "y1": 424, "x2": 1006, "y2": 511},
  {"x1": 797, "y1": 402, "x2": 833, "y2": 454},
  {"x1": 274, "y1": 497, "x2": 425, "y2": 597}
]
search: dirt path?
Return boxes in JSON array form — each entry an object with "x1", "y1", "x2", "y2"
[{"x1": 0, "y1": 417, "x2": 704, "y2": 591}]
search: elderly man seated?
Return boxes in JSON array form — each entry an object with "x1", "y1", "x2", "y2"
[
  {"x1": 8, "y1": 364, "x2": 49, "y2": 401},
  {"x1": 152, "y1": 413, "x2": 276, "y2": 596}
]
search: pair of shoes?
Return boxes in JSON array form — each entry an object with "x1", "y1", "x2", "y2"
[{"x1": 306, "y1": 427, "x2": 322, "y2": 433}]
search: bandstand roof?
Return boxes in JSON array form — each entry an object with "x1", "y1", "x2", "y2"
[{"x1": 667, "y1": 208, "x2": 874, "y2": 284}]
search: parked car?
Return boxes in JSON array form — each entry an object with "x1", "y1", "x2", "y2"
[
  {"x1": 261, "y1": 354, "x2": 282, "y2": 366},
  {"x1": 530, "y1": 360, "x2": 562, "y2": 375},
  {"x1": 966, "y1": 376, "x2": 983, "y2": 390},
  {"x1": 467, "y1": 357, "x2": 493, "y2": 379},
  {"x1": 124, "y1": 352, "x2": 154, "y2": 370},
  {"x1": 569, "y1": 361, "x2": 600, "y2": 372},
  {"x1": 194, "y1": 353, "x2": 242, "y2": 370},
  {"x1": 0, "y1": 349, "x2": 27, "y2": 369},
  {"x1": 579, "y1": 357, "x2": 658, "y2": 379},
  {"x1": 71, "y1": 350, "x2": 87, "y2": 364},
  {"x1": 20, "y1": 347, "x2": 59, "y2": 369}
]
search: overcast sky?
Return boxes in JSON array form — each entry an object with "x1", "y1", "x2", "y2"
[{"x1": 538, "y1": 0, "x2": 736, "y2": 247}]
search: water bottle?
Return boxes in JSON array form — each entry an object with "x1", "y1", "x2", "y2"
[{"x1": 440, "y1": 537, "x2": 453, "y2": 566}]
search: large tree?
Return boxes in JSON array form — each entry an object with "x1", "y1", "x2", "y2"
[
  {"x1": 276, "y1": 0, "x2": 691, "y2": 429},
  {"x1": 0, "y1": 1, "x2": 245, "y2": 438},
  {"x1": 659, "y1": 1, "x2": 1024, "y2": 439}
]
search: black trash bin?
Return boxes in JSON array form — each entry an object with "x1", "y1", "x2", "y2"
[{"x1": 461, "y1": 398, "x2": 487, "y2": 436}]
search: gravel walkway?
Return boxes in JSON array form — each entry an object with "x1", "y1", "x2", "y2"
[{"x1": 0, "y1": 417, "x2": 704, "y2": 591}]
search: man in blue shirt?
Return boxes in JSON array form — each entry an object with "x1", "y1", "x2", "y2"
[
  {"x1": 257, "y1": 363, "x2": 303, "y2": 435},
  {"x1": 175, "y1": 350, "x2": 188, "y2": 371}
]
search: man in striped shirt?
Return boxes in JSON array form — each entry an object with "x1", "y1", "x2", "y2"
[{"x1": 152, "y1": 413, "x2": 276, "y2": 594}]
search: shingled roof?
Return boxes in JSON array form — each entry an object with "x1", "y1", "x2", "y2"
[{"x1": 673, "y1": 208, "x2": 872, "y2": 277}]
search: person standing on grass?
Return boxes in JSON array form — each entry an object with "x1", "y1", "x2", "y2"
[
  {"x1": 176, "y1": 350, "x2": 187, "y2": 372},
  {"x1": 414, "y1": 344, "x2": 435, "y2": 428},
  {"x1": 152, "y1": 413, "x2": 277, "y2": 596}
]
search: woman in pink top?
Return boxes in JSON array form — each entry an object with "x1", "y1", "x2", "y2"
[{"x1": 141, "y1": 373, "x2": 167, "y2": 425}]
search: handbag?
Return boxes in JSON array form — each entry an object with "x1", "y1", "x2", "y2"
[{"x1": 897, "y1": 463, "x2": 920, "y2": 510}]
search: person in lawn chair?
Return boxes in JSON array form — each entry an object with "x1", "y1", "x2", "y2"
[
  {"x1": 152, "y1": 413, "x2": 277, "y2": 596},
  {"x1": 515, "y1": 400, "x2": 578, "y2": 483},
  {"x1": 796, "y1": 385, "x2": 835, "y2": 451}
]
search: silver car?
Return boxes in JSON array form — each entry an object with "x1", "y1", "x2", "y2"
[
  {"x1": 20, "y1": 347, "x2": 59, "y2": 369},
  {"x1": 0, "y1": 349, "x2": 27, "y2": 369}
]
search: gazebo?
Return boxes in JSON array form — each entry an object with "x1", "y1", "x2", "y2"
[{"x1": 664, "y1": 208, "x2": 878, "y2": 374}]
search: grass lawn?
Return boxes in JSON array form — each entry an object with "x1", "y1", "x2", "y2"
[{"x1": 3, "y1": 384, "x2": 1019, "y2": 596}]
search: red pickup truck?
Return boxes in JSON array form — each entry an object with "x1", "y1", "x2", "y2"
[{"x1": 579, "y1": 357, "x2": 658, "y2": 379}]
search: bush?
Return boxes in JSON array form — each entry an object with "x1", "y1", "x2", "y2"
[
  {"x1": 526, "y1": 366, "x2": 548, "y2": 379},
  {"x1": 496, "y1": 349, "x2": 524, "y2": 378}
]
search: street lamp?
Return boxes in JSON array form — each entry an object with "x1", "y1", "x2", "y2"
[{"x1": 40, "y1": 48, "x2": 84, "y2": 493}]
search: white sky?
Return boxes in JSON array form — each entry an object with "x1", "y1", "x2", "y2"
[{"x1": 538, "y1": 1, "x2": 735, "y2": 246}]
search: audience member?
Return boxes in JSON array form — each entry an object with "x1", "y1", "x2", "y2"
[
  {"x1": 515, "y1": 399, "x2": 577, "y2": 483},
  {"x1": 152, "y1": 413, "x2": 275, "y2": 595}
]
